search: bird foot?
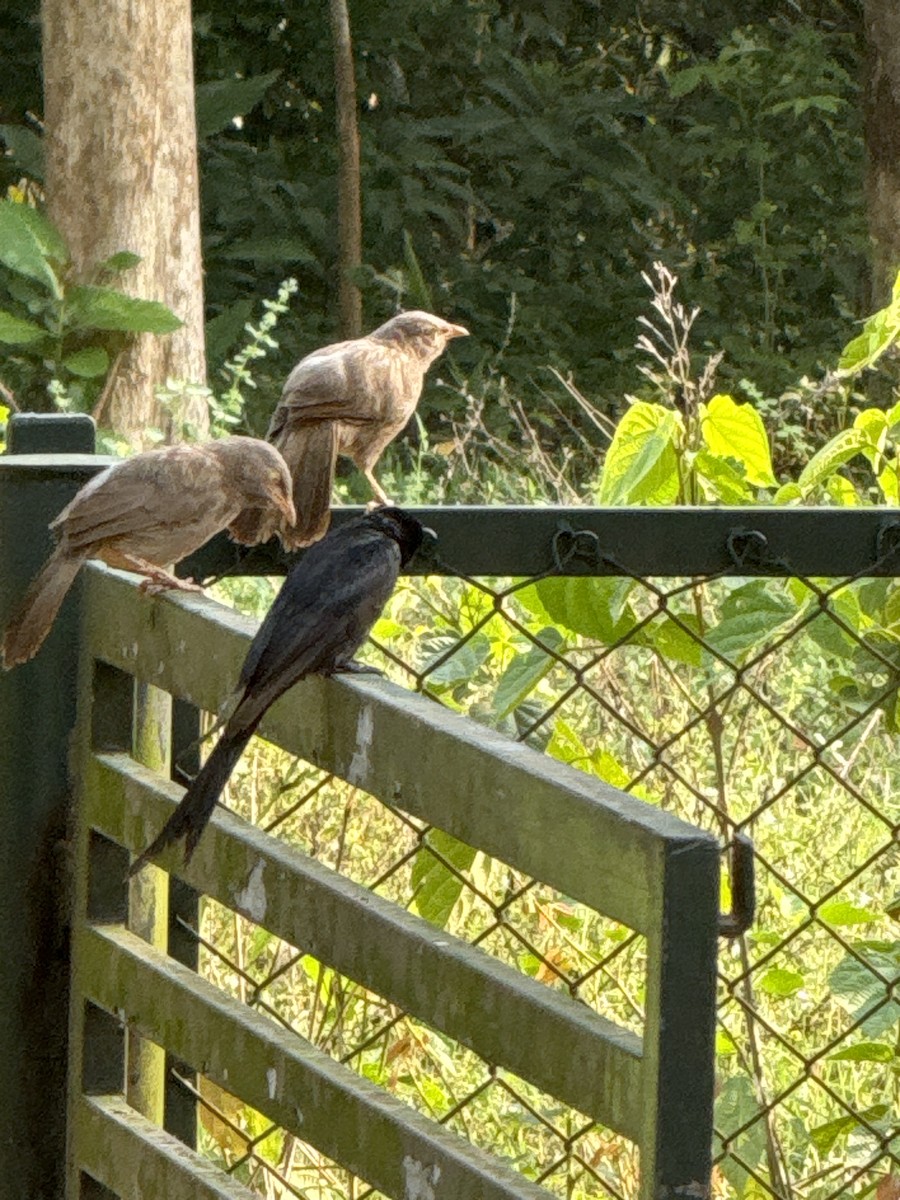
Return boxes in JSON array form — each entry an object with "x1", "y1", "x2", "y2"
[
  {"x1": 332, "y1": 659, "x2": 384, "y2": 676},
  {"x1": 139, "y1": 573, "x2": 204, "y2": 595}
]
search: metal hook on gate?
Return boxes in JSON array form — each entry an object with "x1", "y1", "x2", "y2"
[
  {"x1": 551, "y1": 521, "x2": 602, "y2": 572},
  {"x1": 726, "y1": 528, "x2": 770, "y2": 571},
  {"x1": 718, "y1": 832, "x2": 756, "y2": 938},
  {"x1": 875, "y1": 520, "x2": 900, "y2": 566}
]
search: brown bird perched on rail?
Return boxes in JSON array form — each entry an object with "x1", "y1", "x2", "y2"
[
  {"x1": 230, "y1": 310, "x2": 468, "y2": 549},
  {"x1": 1, "y1": 437, "x2": 296, "y2": 669}
]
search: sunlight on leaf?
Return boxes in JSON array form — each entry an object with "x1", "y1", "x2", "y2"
[
  {"x1": 596, "y1": 402, "x2": 681, "y2": 505},
  {"x1": 700, "y1": 393, "x2": 777, "y2": 486}
]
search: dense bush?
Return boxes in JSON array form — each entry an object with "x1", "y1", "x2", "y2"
[{"x1": 0, "y1": 1, "x2": 869, "y2": 440}]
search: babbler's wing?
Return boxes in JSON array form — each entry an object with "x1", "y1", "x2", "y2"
[
  {"x1": 269, "y1": 340, "x2": 397, "y2": 436},
  {"x1": 55, "y1": 445, "x2": 229, "y2": 553}
]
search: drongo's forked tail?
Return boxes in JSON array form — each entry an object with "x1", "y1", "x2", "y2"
[{"x1": 127, "y1": 722, "x2": 255, "y2": 877}]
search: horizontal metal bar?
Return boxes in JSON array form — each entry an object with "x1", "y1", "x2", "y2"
[
  {"x1": 87, "y1": 750, "x2": 644, "y2": 1138},
  {"x1": 74, "y1": 1093, "x2": 256, "y2": 1200},
  {"x1": 181, "y1": 505, "x2": 900, "y2": 579},
  {"x1": 79, "y1": 923, "x2": 556, "y2": 1200},
  {"x1": 11, "y1": 452, "x2": 898, "y2": 580},
  {"x1": 82, "y1": 565, "x2": 717, "y2": 933}
]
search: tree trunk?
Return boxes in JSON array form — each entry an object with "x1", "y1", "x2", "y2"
[
  {"x1": 42, "y1": 0, "x2": 208, "y2": 442},
  {"x1": 329, "y1": 0, "x2": 363, "y2": 339},
  {"x1": 864, "y1": 0, "x2": 900, "y2": 304}
]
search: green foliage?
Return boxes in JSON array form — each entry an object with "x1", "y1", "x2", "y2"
[
  {"x1": 0, "y1": 199, "x2": 181, "y2": 412},
  {"x1": 0, "y1": 2, "x2": 871, "y2": 441},
  {"x1": 210, "y1": 275, "x2": 299, "y2": 435},
  {"x1": 411, "y1": 829, "x2": 478, "y2": 928}
]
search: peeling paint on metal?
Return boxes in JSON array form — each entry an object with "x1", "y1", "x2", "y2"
[
  {"x1": 266, "y1": 1066, "x2": 278, "y2": 1100},
  {"x1": 347, "y1": 705, "x2": 374, "y2": 785},
  {"x1": 234, "y1": 859, "x2": 267, "y2": 923},
  {"x1": 402, "y1": 1156, "x2": 440, "y2": 1200}
]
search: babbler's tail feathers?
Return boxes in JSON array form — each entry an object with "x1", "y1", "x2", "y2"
[
  {"x1": 127, "y1": 725, "x2": 254, "y2": 876},
  {"x1": 1, "y1": 545, "x2": 84, "y2": 669},
  {"x1": 228, "y1": 423, "x2": 337, "y2": 549},
  {"x1": 275, "y1": 423, "x2": 337, "y2": 549}
]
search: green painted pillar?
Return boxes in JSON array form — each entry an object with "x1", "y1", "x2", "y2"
[{"x1": 0, "y1": 413, "x2": 100, "y2": 1200}]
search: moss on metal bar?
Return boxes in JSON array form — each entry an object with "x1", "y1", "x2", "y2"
[
  {"x1": 80, "y1": 565, "x2": 717, "y2": 934},
  {"x1": 75, "y1": 1093, "x2": 256, "y2": 1199},
  {"x1": 79, "y1": 923, "x2": 557, "y2": 1200},
  {"x1": 86, "y1": 749, "x2": 645, "y2": 1139}
]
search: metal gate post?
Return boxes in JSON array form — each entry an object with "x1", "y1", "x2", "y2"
[{"x1": 0, "y1": 413, "x2": 97, "y2": 1199}]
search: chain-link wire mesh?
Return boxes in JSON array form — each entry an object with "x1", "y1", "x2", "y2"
[{"x1": 172, "y1": 531, "x2": 900, "y2": 1200}]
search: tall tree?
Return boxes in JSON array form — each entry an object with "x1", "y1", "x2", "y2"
[
  {"x1": 863, "y1": 0, "x2": 900, "y2": 302},
  {"x1": 329, "y1": 0, "x2": 362, "y2": 338},
  {"x1": 42, "y1": 0, "x2": 208, "y2": 441}
]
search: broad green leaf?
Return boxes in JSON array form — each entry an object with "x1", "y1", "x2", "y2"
[
  {"x1": 700, "y1": 393, "x2": 776, "y2": 486},
  {"x1": 597, "y1": 402, "x2": 681, "y2": 505},
  {"x1": 421, "y1": 632, "x2": 491, "y2": 691},
  {"x1": 838, "y1": 280, "x2": 900, "y2": 375},
  {"x1": 402, "y1": 230, "x2": 435, "y2": 311},
  {"x1": 0, "y1": 124, "x2": 44, "y2": 181},
  {"x1": 854, "y1": 406, "x2": 888, "y2": 441},
  {"x1": 878, "y1": 463, "x2": 900, "y2": 504},
  {"x1": 547, "y1": 719, "x2": 590, "y2": 767},
  {"x1": 805, "y1": 613, "x2": 857, "y2": 658},
  {"x1": 768, "y1": 94, "x2": 844, "y2": 117},
  {"x1": 713, "y1": 1075, "x2": 767, "y2": 1197},
  {"x1": 519, "y1": 576, "x2": 637, "y2": 644},
  {"x1": 10, "y1": 201, "x2": 67, "y2": 265},
  {"x1": 0, "y1": 199, "x2": 62, "y2": 295},
  {"x1": 546, "y1": 719, "x2": 641, "y2": 792},
  {"x1": 217, "y1": 236, "x2": 316, "y2": 265},
  {"x1": 246, "y1": 925, "x2": 276, "y2": 961},
  {"x1": 693, "y1": 449, "x2": 755, "y2": 503},
  {"x1": 493, "y1": 627, "x2": 564, "y2": 719},
  {"x1": 63, "y1": 346, "x2": 110, "y2": 378},
  {"x1": 827, "y1": 1041, "x2": 894, "y2": 1063},
  {"x1": 795, "y1": 428, "x2": 871, "y2": 495},
  {"x1": 0, "y1": 308, "x2": 45, "y2": 345},
  {"x1": 196, "y1": 70, "x2": 282, "y2": 137},
  {"x1": 67, "y1": 285, "x2": 182, "y2": 334},
  {"x1": 758, "y1": 967, "x2": 804, "y2": 997},
  {"x1": 704, "y1": 581, "x2": 797, "y2": 662},
  {"x1": 206, "y1": 298, "x2": 254, "y2": 365},
  {"x1": 829, "y1": 944, "x2": 900, "y2": 1037},
  {"x1": 810, "y1": 1105, "x2": 889, "y2": 1155},
  {"x1": 644, "y1": 612, "x2": 703, "y2": 666},
  {"x1": 669, "y1": 65, "x2": 712, "y2": 97},
  {"x1": 818, "y1": 899, "x2": 880, "y2": 926},
  {"x1": 773, "y1": 481, "x2": 802, "y2": 504},
  {"x1": 715, "y1": 1029, "x2": 737, "y2": 1056},
  {"x1": 824, "y1": 474, "x2": 861, "y2": 506},
  {"x1": 411, "y1": 829, "x2": 477, "y2": 928},
  {"x1": 97, "y1": 250, "x2": 142, "y2": 275}
]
